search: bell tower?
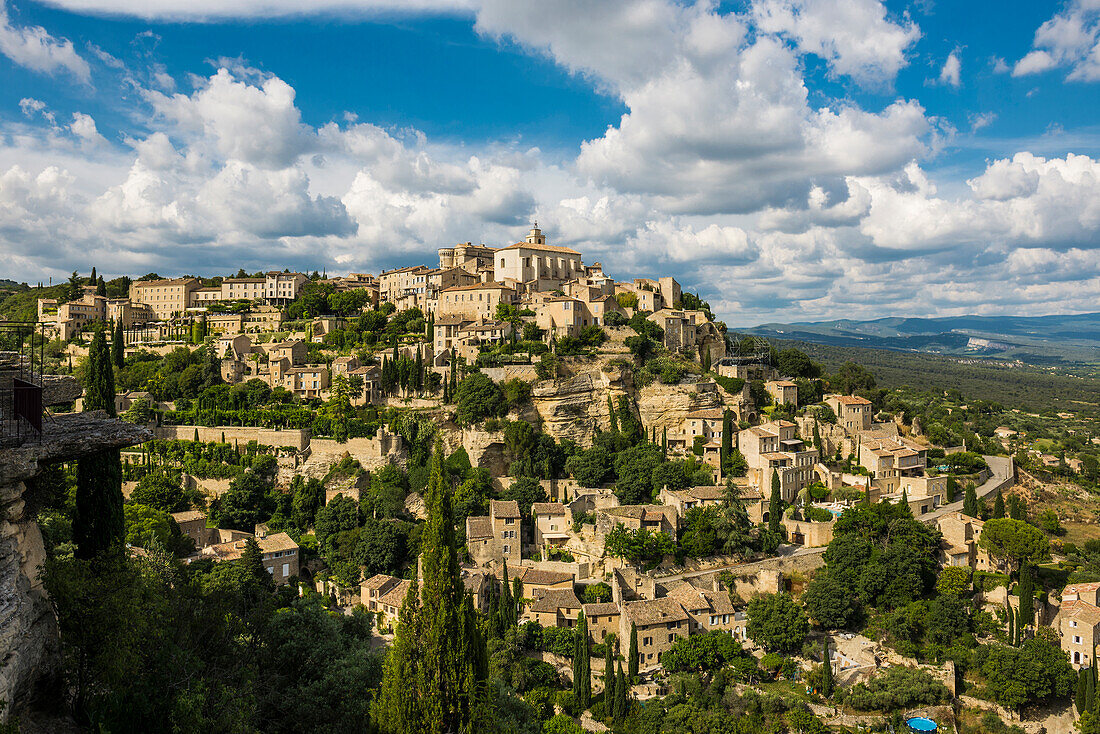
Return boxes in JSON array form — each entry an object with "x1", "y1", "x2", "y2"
[{"x1": 525, "y1": 222, "x2": 545, "y2": 245}]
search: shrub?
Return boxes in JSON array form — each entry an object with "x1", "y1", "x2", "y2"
[{"x1": 836, "y1": 666, "x2": 949, "y2": 710}]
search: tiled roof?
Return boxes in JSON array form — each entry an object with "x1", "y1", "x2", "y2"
[
  {"x1": 466, "y1": 516, "x2": 493, "y2": 540},
  {"x1": 583, "y1": 602, "x2": 621, "y2": 617},
  {"x1": 623, "y1": 597, "x2": 688, "y2": 627},
  {"x1": 528, "y1": 587, "x2": 582, "y2": 613},
  {"x1": 362, "y1": 573, "x2": 398, "y2": 592},
  {"x1": 515, "y1": 567, "x2": 575, "y2": 586},
  {"x1": 1062, "y1": 599, "x2": 1100, "y2": 626},
  {"x1": 832, "y1": 395, "x2": 872, "y2": 405},
  {"x1": 498, "y1": 242, "x2": 581, "y2": 255},
  {"x1": 769, "y1": 380, "x2": 797, "y2": 387},
  {"x1": 665, "y1": 582, "x2": 736, "y2": 615},
  {"x1": 380, "y1": 579, "x2": 412, "y2": 608},
  {"x1": 491, "y1": 499, "x2": 521, "y2": 519},
  {"x1": 1066, "y1": 583, "x2": 1100, "y2": 594},
  {"x1": 532, "y1": 502, "x2": 568, "y2": 517},
  {"x1": 685, "y1": 408, "x2": 724, "y2": 420},
  {"x1": 259, "y1": 532, "x2": 299, "y2": 553},
  {"x1": 171, "y1": 510, "x2": 206, "y2": 523}
]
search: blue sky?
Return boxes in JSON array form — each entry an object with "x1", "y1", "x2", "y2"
[{"x1": 0, "y1": 0, "x2": 1098, "y2": 324}]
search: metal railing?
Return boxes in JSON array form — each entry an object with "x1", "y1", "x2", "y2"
[{"x1": 0, "y1": 322, "x2": 45, "y2": 448}]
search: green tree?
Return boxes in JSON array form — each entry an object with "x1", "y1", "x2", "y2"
[
  {"x1": 573, "y1": 612, "x2": 591, "y2": 710},
  {"x1": 603, "y1": 634, "x2": 614, "y2": 695},
  {"x1": 454, "y1": 373, "x2": 506, "y2": 426},
  {"x1": 822, "y1": 636, "x2": 834, "y2": 697},
  {"x1": 82, "y1": 329, "x2": 116, "y2": 416},
  {"x1": 978, "y1": 518, "x2": 1050, "y2": 575},
  {"x1": 112, "y1": 319, "x2": 125, "y2": 370},
  {"x1": 613, "y1": 661, "x2": 627, "y2": 723},
  {"x1": 373, "y1": 441, "x2": 486, "y2": 733},
  {"x1": 746, "y1": 592, "x2": 809, "y2": 653},
  {"x1": 130, "y1": 470, "x2": 186, "y2": 513},
  {"x1": 768, "y1": 469, "x2": 782, "y2": 536},
  {"x1": 802, "y1": 572, "x2": 856, "y2": 629},
  {"x1": 974, "y1": 636, "x2": 1075, "y2": 712},
  {"x1": 240, "y1": 536, "x2": 273, "y2": 590},
  {"x1": 75, "y1": 329, "x2": 124, "y2": 560},
  {"x1": 993, "y1": 489, "x2": 1006, "y2": 519},
  {"x1": 1018, "y1": 563, "x2": 1035, "y2": 633},
  {"x1": 963, "y1": 483, "x2": 979, "y2": 517},
  {"x1": 627, "y1": 623, "x2": 638, "y2": 680}
]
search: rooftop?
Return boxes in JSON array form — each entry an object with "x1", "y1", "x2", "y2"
[
  {"x1": 490, "y1": 499, "x2": 521, "y2": 519},
  {"x1": 532, "y1": 502, "x2": 568, "y2": 517},
  {"x1": 624, "y1": 597, "x2": 689, "y2": 626},
  {"x1": 498, "y1": 242, "x2": 581, "y2": 255}
]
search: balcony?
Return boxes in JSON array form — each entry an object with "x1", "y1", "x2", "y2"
[{"x1": 0, "y1": 322, "x2": 45, "y2": 448}]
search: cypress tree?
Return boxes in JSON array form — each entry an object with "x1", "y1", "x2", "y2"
[
  {"x1": 573, "y1": 611, "x2": 591, "y2": 710},
  {"x1": 1018, "y1": 564, "x2": 1034, "y2": 636},
  {"x1": 627, "y1": 623, "x2": 638, "y2": 681},
  {"x1": 374, "y1": 440, "x2": 486, "y2": 733},
  {"x1": 613, "y1": 661, "x2": 627, "y2": 723},
  {"x1": 899, "y1": 488, "x2": 910, "y2": 515},
  {"x1": 500, "y1": 561, "x2": 515, "y2": 628},
  {"x1": 74, "y1": 327, "x2": 124, "y2": 560},
  {"x1": 604, "y1": 634, "x2": 615, "y2": 695},
  {"x1": 769, "y1": 469, "x2": 782, "y2": 536},
  {"x1": 963, "y1": 483, "x2": 979, "y2": 518},
  {"x1": 701, "y1": 346, "x2": 711, "y2": 373},
  {"x1": 661, "y1": 428, "x2": 667, "y2": 457},
  {"x1": 111, "y1": 320, "x2": 125, "y2": 370},
  {"x1": 89, "y1": 265, "x2": 96, "y2": 285},
  {"x1": 82, "y1": 329, "x2": 116, "y2": 417},
  {"x1": 1009, "y1": 494, "x2": 1026, "y2": 521},
  {"x1": 1088, "y1": 664, "x2": 1096, "y2": 712},
  {"x1": 993, "y1": 489, "x2": 1006, "y2": 519},
  {"x1": 512, "y1": 575, "x2": 523, "y2": 618},
  {"x1": 1006, "y1": 603, "x2": 1014, "y2": 645},
  {"x1": 721, "y1": 409, "x2": 733, "y2": 474},
  {"x1": 1078, "y1": 667, "x2": 1088, "y2": 712},
  {"x1": 812, "y1": 420, "x2": 821, "y2": 451},
  {"x1": 240, "y1": 536, "x2": 273, "y2": 589},
  {"x1": 821, "y1": 636, "x2": 834, "y2": 697},
  {"x1": 608, "y1": 396, "x2": 618, "y2": 434}
]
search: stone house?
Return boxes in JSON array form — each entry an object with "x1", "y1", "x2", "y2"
[
  {"x1": 512, "y1": 567, "x2": 575, "y2": 601},
  {"x1": 620, "y1": 598, "x2": 690, "y2": 670},
  {"x1": 532, "y1": 502, "x2": 570, "y2": 555},
  {"x1": 264, "y1": 272, "x2": 308, "y2": 304},
  {"x1": 438, "y1": 282, "x2": 517, "y2": 321},
  {"x1": 583, "y1": 602, "x2": 621, "y2": 643},
  {"x1": 201, "y1": 532, "x2": 300, "y2": 585},
  {"x1": 657, "y1": 486, "x2": 725, "y2": 518},
  {"x1": 647, "y1": 309, "x2": 726, "y2": 359},
  {"x1": 825, "y1": 394, "x2": 873, "y2": 433},
  {"x1": 597, "y1": 505, "x2": 679, "y2": 542},
  {"x1": 858, "y1": 435, "x2": 927, "y2": 481},
  {"x1": 765, "y1": 380, "x2": 798, "y2": 406},
  {"x1": 360, "y1": 574, "x2": 412, "y2": 629},
  {"x1": 438, "y1": 242, "x2": 498, "y2": 275},
  {"x1": 266, "y1": 339, "x2": 307, "y2": 366},
  {"x1": 378, "y1": 265, "x2": 430, "y2": 303},
  {"x1": 526, "y1": 587, "x2": 583, "y2": 628},
  {"x1": 738, "y1": 420, "x2": 818, "y2": 502},
  {"x1": 664, "y1": 582, "x2": 744, "y2": 639},
  {"x1": 466, "y1": 499, "x2": 522, "y2": 568},
  {"x1": 129, "y1": 277, "x2": 201, "y2": 320},
  {"x1": 1057, "y1": 583, "x2": 1100, "y2": 667},
  {"x1": 170, "y1": 509, "x2": 209, "y2": 549},
  {"x1": 936, "y1": 511, "x2": 1002, "y2": 572}
]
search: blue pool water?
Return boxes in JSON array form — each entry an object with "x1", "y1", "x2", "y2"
[{"x1": 906, "y1": 718, "x2": 937, "y2": 732}]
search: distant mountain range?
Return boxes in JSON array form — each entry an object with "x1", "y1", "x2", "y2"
[{"x1": 738, "y1": 313, "x2": 1100, "y2": 365}]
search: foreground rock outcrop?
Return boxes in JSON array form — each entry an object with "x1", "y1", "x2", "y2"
[{"x1": 0, "y1": 411, "x2": 151, "y2": 720}]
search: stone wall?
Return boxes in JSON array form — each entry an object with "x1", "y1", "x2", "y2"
[
  {"x1": 156, "y1": 424, "x2": 309, "y2": 450},
  {"x1": 305, "y1": 429, "x2": 406, "y2": 473}
]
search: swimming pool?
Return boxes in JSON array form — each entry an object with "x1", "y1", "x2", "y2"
[{"x1": 906, "y1": 717, "x2": 937, "y2": 732}]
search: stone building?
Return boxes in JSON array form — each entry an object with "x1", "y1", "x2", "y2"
[
  {"x1": 466, "y1": 499, "x2": 522, "y2": 568},
  {"x1": 738, "y1": 420, "x2": 818, "y2": 502},
  {"x1": 825, "y1": 394, "x2": 873, "y2": 433},
  {"x1": 1057, "y1": 583, "x2": 1100, "y2": 668},
  {"x1": 495, "y1": 226, "x2": 584, "y2": 291},
  {"x1": 620, "y1": 598, "x2": 690, "y2": 670}
]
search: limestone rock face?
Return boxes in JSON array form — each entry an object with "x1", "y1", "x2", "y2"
[
  {"x1": 0, "y1": 412, "x2": 151, "y2": 720},
  {"x1": 462, "y1": 427, "x2": 507, "y2": 476},
  {"x1": 530, "y1": 371, "x2": 623, "y2": 446},
  {"x1": 635, "y1": 379, "x2": 723, "y2": 435}
]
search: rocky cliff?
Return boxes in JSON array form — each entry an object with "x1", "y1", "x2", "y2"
[
  {"x1": 636, "y1": 378, "x2": 724, "y2": 435},
  {"x1": 0, "y1": 411, "x2": 151, "y2": 720},
  {"x1": 529, "y1": 360, "x2": 633, "y2": 446}
]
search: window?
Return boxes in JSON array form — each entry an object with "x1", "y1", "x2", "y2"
[
  {"x1": 710, "y1": 615, "x2": 719, "y2": 626},
  {"x1": 643, "y1": 636, "x2": 652, "y2": 646},
  {"x1": 1076, "y1": 635, "x2": 1083, "y2": 644},
  {"x1": 668, "y1": 634, "x2": 675, "y2": 643},
  {"x1": 266, "y1": 566, "x2": 274, "y2": 574},
  {"x1": 503, "y1": 545, "x2": 510, "y2": 554},
  {"x1": 1073, "y1": 621, "x2": 1079, "y2": 628},
  {"x1": 282, "y1": 563, "x2": 290, "y2": 577}
]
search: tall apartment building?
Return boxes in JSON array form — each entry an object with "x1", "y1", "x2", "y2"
[
  {"x1": 438, "y1": 282, "x2": 516, "y2": 321},
  {"x1": 379, "y1": 265, "x2": 431, "y2": 303}
]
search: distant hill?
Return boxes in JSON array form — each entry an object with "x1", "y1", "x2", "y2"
[{"x1": 739, "y1": 313, "x2": 1100, "y2": 365}]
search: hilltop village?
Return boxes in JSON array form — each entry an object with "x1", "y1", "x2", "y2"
[{"x1": 5, "y1": 224, "x2": 1099, "y2": 733}]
